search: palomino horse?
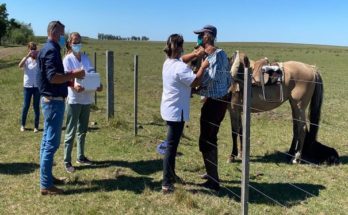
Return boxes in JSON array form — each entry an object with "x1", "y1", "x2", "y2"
[{"x1": 228, "y1": 51, "x2": 339, "y2": 164}]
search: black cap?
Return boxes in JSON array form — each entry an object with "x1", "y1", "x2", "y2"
[{"x1": 194, "y1": 25, "x2": 217, "y2": 38}]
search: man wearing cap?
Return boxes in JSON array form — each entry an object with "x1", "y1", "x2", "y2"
[
  {"x1": 37, "y1": 20, "x2": 85, "y2": 195},
  {"x1": 193, "y1": 25, "x2": 232, "y2": 191}
]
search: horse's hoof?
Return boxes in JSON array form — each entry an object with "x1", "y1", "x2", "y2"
[
  {"x1": 200, "y1": 173, "x2": 209, "y2": 179},
  {"x1": 227, "y1": 156, "x2": 235, "y2": 163},
  {"x1": 291, "y1": 159, "x2": 299, "y2": 164},
  {"x1": 291, "y1": 152, "x2": 301, "y2": 164},
  {"x1": 327, "y1": 156, "x2": 340, "y2": 165}
]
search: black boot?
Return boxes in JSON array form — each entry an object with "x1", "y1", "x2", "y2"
[{"x1": 200, "y1": 150, "x2": 220, "y2": 192}]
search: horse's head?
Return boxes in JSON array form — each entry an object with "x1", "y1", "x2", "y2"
[{"x1": 229, "y1": 51, "x2": 251, "y2": 82}]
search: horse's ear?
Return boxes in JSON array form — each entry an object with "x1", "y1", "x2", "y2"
[
  {"x1": 229, "y1": 51, "x2": 238, "y2": 65},
  {"x1": 230, "y1": 51, "x2": 240, "y2": 77},
  {"x1": 243, "y1": 55, "x2": 250, "y2": 68}
]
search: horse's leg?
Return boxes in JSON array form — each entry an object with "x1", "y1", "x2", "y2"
[
  {"x1": 288, "y1": 101, "x2": 299, "y2": 157},
  {"x1": 227, "y1": 93, "x2": 243, "y2": 163},
  {"x1": 238, "y1": 122, "x2": 243, "y2": 158},
  {"x1": 290, "y1": 102, "x2": 308, "y2": 164},
  {"x1": 227, "y1": 104, "x2": 239, "y2": 162}
]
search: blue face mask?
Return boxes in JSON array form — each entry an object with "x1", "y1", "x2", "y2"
[
  {"x1": 58, "y1": 35, "x2": 66, "y2": 47},
  {"x1": 72, "y1": 43, "x2": 82, "y2": 53},
  {"x1": 197, "y1": 35, "x2": 203, "y2": 46}
]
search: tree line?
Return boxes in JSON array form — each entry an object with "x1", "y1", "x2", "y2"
[
  {"x1": 97, "y1": 33, "x2": 149, "y2": 41},
  {"x1": 0, "y1": 3, "x2": 34, "y2": 45}
]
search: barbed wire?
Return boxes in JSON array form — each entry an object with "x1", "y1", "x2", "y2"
[
  {"x1": 133, "y1": 105, "x2": 341, "y2": 209},
  {"x1": 203, "y1": 138, "x2": 332, "y2": 209},
  {"x1": 125, "y1": 93, "x2": 347, "y2": 155},
  {"x1": 211, "y1": 97, "x2": 348, "y2": 133},
  {"x1": 111, "y1": 74, "x2": 346, "y2": 201},
  {"x1": 191, "y1": 118, "x2": 342, "y2": 204},
  {"x1": 125, "y1": 65, "x2": 347, "y2": 211},
  {"x1": 205, "y1": 139, "x2": 309, "y2": 188},
  {"x1": 233, "y1": 72, "x2": 348, "y2": 85},
  {"x1": 248, "y1": 184, "x2": 287, "y2": 207},
  {"x1": 115, "y1": 92, "x2": 347, "y2": 157}
]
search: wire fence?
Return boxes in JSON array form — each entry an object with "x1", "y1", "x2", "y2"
[
  {"x1": 95, "y1": 52, "x2": 346, "y2": 214},
  {"x1": 132, "y1": 104, "x2": 341, "y2": 212}
]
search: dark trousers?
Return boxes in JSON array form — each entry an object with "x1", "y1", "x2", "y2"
[
  {"x1": 21, "y1": 87, "x2": 40, "y2": 128},
  {"x1": 162, "y1": 121, "x2": 185, "y2": 186},
  {"x1": 199, "y1": 93, "x2": 230, "y2": 153}
]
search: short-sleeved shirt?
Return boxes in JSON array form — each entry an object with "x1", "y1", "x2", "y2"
[
  {"x1": 37, "y1": 40, "x2": 67, "y2": 97},
  {"x1": 23, "y1": 57, "x2": 39, "y2": 88},
  {"x1": 63, "y1": 52, "x2": 95, "y2": 104},
  {"x1": 160, "y1": 58, "x2": 196, "y2": 122},
  {"x1": 200, "y1": 49, "x2": 232, "y2": 98}
]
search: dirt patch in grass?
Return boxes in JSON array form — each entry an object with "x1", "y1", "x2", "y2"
[{"x1": 0, "y1": 46, "x2": 26, "y2": 59}]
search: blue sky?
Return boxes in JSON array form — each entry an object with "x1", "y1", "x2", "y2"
[{"x1": 4, "y1": 0, "x2": 348, "y2": 46}]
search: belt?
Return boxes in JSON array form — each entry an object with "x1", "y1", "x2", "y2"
[{"x1": 43, "y1": 96, "x2": 65, "y2": 101}]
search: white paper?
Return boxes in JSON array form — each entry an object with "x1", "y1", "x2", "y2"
[{"x1": 75, "y1": 73, "x2": 100, "y2": 91}]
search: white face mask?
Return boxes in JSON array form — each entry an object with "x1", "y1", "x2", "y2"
[{"x1": 71, "y1": 43, "x2": 82, "y2": 53}]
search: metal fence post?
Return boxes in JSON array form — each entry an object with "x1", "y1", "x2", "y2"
[
  {"x1": 134, "y1": 55, "x2": 138, "y2": 136},
  {"x1": 94, "y1": 52, "x2": 97, "y2": 105},
  {"x1": 106, "y1": 51, "x2": 114, "y2": 120},
  {"x1": 241, "y1": 67, "x2": 251, "y2": 215}
]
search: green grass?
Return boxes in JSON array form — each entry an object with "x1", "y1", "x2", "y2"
[{"x1": 0, "y1": 40, "x2": 347, "y2": 214}]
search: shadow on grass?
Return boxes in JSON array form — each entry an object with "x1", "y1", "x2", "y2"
[
  {"x1": 187, "y1": 181, "x2": 325, "y2": 207},
  {"x1": 75, "y1": 159, "x2": 162, "y2": 175},
  {"x1": 65, "y1": 175, "x2": 161, "y2": 195},
  {"x1": 87, "y1": 127, "x2": 100, "y2": 132},
  {"x1": 141, "y1": 121, "x2": 166, "y2": 127},
  {"x1": 252, "y1": 150, "x2": 344, "y2": 165},
  {"x1": 248, "y1": 182, "x2": 325, "y2": 207},
  {"x1": 0, "y1": 162, "x2": 39, "y2": 175},
  {"x1": 339, "y1": 155, "x2": 348, "y2": 164},
  {"x1": 250, "y1": 151, "x2": 289, "y2": 164},
  {"x1": 187, "y1": 185, "x2": 240, "y2": 201}
]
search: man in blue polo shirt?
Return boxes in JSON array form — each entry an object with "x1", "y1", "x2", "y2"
[
  {"x1": 37, "y1": 20, "x2": 85, "y2": 195},
  {"x1": 194, "y1": 25, "x2": 232, "y2": 192}
]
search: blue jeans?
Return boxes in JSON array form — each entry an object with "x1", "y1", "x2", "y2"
[
  {"x1": 21, "y1": 87, "x2": 40, "y2": 128},
  {"x1": 40, "y1": 98, "x2": 65, "y2": 189},
  {"x1": 162, "y1": 121, "x2": 185, "y2": 187}
]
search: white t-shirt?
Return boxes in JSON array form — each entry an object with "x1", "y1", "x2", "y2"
[
  {"x1": 63, "y1": 53, "x2": 95, "y2": 105},
  {"x1": 23, "y1": 57, "x2": 38, "y2": 88},
  {"x1": 160, "y1": 58, "x2": 196, "y2": 122}
]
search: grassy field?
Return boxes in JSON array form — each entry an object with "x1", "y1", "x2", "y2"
[{"x1": 0, "y1": 40, "x2": 347, "y2": 214}]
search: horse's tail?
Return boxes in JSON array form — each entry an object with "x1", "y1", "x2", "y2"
[{"x1": 308, "y1": 71, "x2": 323, "y2": 142}]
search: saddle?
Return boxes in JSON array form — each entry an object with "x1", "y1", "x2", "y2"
[
  {"x1": 251, "y1": 58, "x2": 284, "y2": 86},
  {"x1": 251, "y1": 58, "x2": 285, "y2": 102}
]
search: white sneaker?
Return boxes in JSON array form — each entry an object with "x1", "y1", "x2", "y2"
[
  {"x1": 34, "y1": 128, "x2": 39, "y2": 133},
  {"x1": 20, "y1": 126, "x2": 25, "y2": 132}
]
